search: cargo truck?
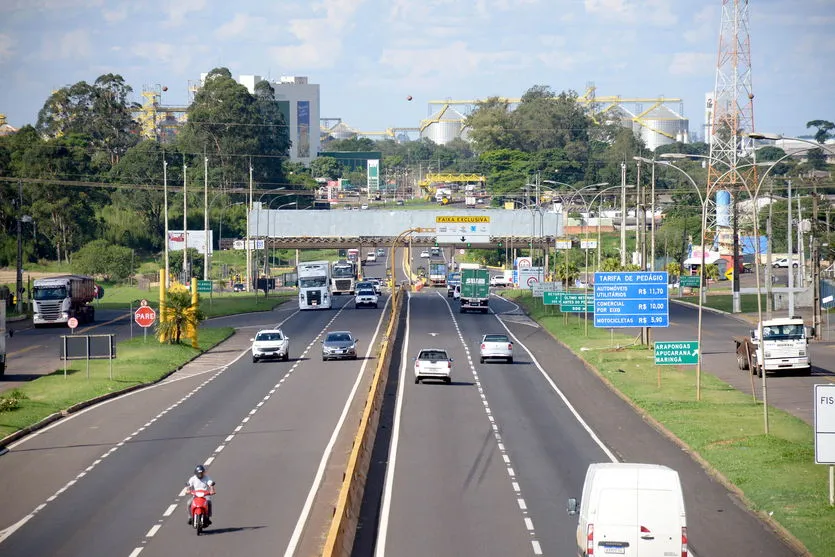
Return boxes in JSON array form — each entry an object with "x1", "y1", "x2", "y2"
[
  {"x1": 459, "y1": 264, "x2": 490, "y2": 313},
  {"x1": 734, "y1": 316, "x2": 812, "y2": 376},
  {"x1": 429, "y1": 261, "x2": 448, "y2": 286},
  {"x1": 32, "y1": 274, "x2": 96, "y2": 327},
  {"x1": 297, "y1": 261, "x2": 332, "y2": 309},
  {"x1": 331, "y1": 260, "x2": 357, "y2": 295}
]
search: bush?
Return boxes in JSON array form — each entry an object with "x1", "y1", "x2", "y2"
[
  {"x1": 0, "y1": 389, "x2": 28, "y2": 413},
  {"x1": 71, "y1": 239, "x2": 136, "y2": 281}
]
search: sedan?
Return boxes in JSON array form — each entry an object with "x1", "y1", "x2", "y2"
[
  {"x1": 420, "y1": 250, "x2": 430, "y2": 258},
  {"x1": 322, "y1": 331, "x2": 359, "y2": 361},
  {"x1": 414, "y1": 348, "x2": 453, "y2": 384},
  {"x1": 366, "y1": 252, "x2": 377, "y2": 262},
  {"x1": 479, "y1": 333, "x2": 513, "y2": 364},
  {"x1": 490, "y1": 275, "x2": 510, "y2": 287},
  {"x1": 250, "y1": 329, "x2": 290, "y2": 363},
  {"x1": 368, "y1": 278, "x2": 382, "y2": 294}
]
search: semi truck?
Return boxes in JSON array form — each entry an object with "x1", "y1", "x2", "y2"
[
  {"x1": 331, "y1": 260, "x2": 357, "y2": 295},
  {"x1": 459, "y1": 263, "x2": 490, "y2": 313},
  {"x1": 429, "y1": 261, "x2": 448, "y2": 286},
  {"x1": 735, "y1": 316, "x2": 812, "y2": 376},
  {"x1": 32, "y1": 274, "x2": 96, "y2": 327},
  {"x1": 297, "y1": 261, "x2": 332, "y2": 310}
]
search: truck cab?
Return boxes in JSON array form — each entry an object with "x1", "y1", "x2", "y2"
[{"x1": 736, "y1": 317, "x2": 812, "y2": 376}]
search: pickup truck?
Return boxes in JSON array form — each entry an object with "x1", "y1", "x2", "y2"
[{"x1": 734, "y1": 317, "x2": 811, "y2": 376}]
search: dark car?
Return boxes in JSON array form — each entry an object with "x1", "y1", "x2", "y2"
[
  {"x1": 233, "y1": 283, "x2": 245, "y2": 292},
  {"x1": 322, "y1": 331, "x2": 359, "y2": 361}
]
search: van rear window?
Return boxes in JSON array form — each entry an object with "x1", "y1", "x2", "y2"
[{"x1": 419, "y1": 350, "x2": 448, "y2": 361}]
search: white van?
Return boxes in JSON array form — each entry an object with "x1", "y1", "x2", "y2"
[{"x1": 567, "y1": 463, "x2": 688, "y2": 557}]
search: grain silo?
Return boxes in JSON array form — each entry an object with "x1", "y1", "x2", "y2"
[
  {"x1": 632, "y1": 105, "x2": 689, "y2": 151},
  {"x1": 420, "y1": 105, "x2": 467, "y2": 145}
]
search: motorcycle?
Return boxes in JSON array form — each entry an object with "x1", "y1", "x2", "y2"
[{"x1": 188, "y1": 483, "x2": 215, "y2": 535}]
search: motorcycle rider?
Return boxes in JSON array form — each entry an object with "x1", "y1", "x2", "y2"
[{"x1": 186, "y1": 464, "x2": 215, "y2": 525}]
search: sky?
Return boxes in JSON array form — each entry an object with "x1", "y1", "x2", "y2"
[{"x1": 0, "y1": 0, "x2": 833, "y2": 140}]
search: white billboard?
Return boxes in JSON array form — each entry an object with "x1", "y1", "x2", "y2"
[
  {"x1": 232, "y1": 239, "x2": 265, "y2": 250},
  {"x1": 168, "y1": 230, "x2": 214, "y2": 254},
  {"x1": 367, "y1": 159, "x2": 380, "y2": 191}
]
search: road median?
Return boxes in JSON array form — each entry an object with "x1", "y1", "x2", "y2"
[
  {"x1": 321, "y1": 288, "x2": 405, "y2": 557},
  {"x1": 502, "y1": 290, "x2": 825, "y2": 556},
  {"x1": 0, "y1": 326, "x2": 234, "y2": 448}
]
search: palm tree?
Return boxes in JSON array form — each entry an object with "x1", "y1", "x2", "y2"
[{"x1": 157, "y1": 289, "x2": 204, "y2": 344}]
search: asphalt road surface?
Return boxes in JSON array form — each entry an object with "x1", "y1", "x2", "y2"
[
  {"x1": 365, "y1": 278, "x2": 801, "y2": 556},
  {"x1": 0, "y1": 293, "x2": 389, "y2": 557}
]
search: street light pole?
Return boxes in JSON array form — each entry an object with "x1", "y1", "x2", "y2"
[
  {"x1": 203, "y1": 152, "x2": 209, "y2": 281},
  {"x1": 246, "y1": 161, "x2": 253, "y2": 293},
  {"x1": 182, "y1": 158, "x2": 188, "y2": 281},
  {"x1": 15, "y1": 180, "x2": 23, "y2": 314},
  {"x1": 163, "y1": 159, "x2": 170, "y2": 287},
  {"x1": 620, "y1": 161, "x2": 627, "y2": 267}
]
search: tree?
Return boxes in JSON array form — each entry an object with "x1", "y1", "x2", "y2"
[
  {"x1": 806, "y1": 120, "x2": 834, "y2": 144},
  {"x1": 71, "y1": 239, "x2": 136, "y2": 281},
  {"x1": 464, "y1": 97, "x2": 514, "y2": 153},
  {"x1": 310, "y1": 156, "x2": 342, "y2": 180},
  {"x1": 157, "y1": 286, "x2": 204, "y2": 344}
]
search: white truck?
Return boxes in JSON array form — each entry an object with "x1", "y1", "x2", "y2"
[
  {"x1": 297, "y1": 261, "x2": 332, "y2": 310},
  {"x1": 331, "y1": 260, "x2": 357, "y2": 295},
  {"x1": 735, "y1": 316, "x2": 812, "y2": 376},
  {"x1": 32, "y1": 274, "x2": 96, "y2": 327}
]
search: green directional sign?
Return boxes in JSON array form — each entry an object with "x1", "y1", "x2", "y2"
[
  {"x1": 561, "y1": 303, "x2": 595, "y2": 313},
  {"x1": 680, "y1": 275, "x2": 701, "y2": 288},
  {"x1": 654, "y1": 341, "x2": 699, "y2": 365},
  {"x1": 197, "y1": 280, "x2": 213, "y2": 293},
  {"x1": 543, "y1": 291, "x2": 564, "y2": 305},
  {"x1": 561, "y1": 293, "x2": 591, "y2": 304}
]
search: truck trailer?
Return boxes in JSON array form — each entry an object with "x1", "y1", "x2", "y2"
[
  {"x1": 459, "y1": 264, "x2": 490, "y2": 313},
  {"x1": 32, "y1": 275, "x2": 96, "y2": 327}
]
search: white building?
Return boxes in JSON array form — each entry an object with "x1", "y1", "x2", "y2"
[{"x1": 203, "y1": 73, "x2": 321, "y2": 164}]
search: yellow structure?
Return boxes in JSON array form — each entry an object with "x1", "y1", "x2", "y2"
[{"x1": 417, "y1": 172, "x2": 487, "y2": 199}]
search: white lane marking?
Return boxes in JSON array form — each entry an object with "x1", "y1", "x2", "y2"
[
  {"x1": 0, "y1": 308, "x2": 303, "y2": 546},
  {"x1": 284, "y1": 295, "x2": 392, "y2": 557},
  {"x1": 489, "y1": 298, "x2": 619, "y2": 463},
  {"x1": 145, "y1": 524, "x2": 161, "y2": 537},
  {"x1": 128, "y1": 548, "x2": 144, "y2": 557},
  {"x1": 525, "y1": 517, "x2": 535, "y2": 531},
  {"x1": 373, "y1": 292, "x2": 411, "y2": 557},
  {"x1": 439, "y1": 291, "x2": 541, "y2": 556},
  {"x1": 135, "y1": 298, "x2": 358, "y2": 556}
]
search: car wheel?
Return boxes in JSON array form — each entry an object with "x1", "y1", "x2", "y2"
[
  {"x1": 374, "y1": 303, "x2": 378, "y2": 308},
  {"x1": 507, "y1": 357, "x2": 514, "y2": 364},
  {"x1": 444, "y1": 377, "x2": 452, "y2": 384},
  {"x1": 414, "y1": 377, "x2": 420, "y2": 384},
  {"x1": 322, "y1": 356, "x2": 327, "y2": 362},
  {"x1": 284, "y1": 352, "x2": 290, "y2": 361},
  {"x1": 252, "y1": 357, "x2": 258, "y2": 363},
  {"x1": 479, "y1": 357, "x2": 485, "y2": 364}
]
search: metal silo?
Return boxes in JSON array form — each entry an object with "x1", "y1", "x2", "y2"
[
  {"x1": 633, "y1": 105, "x2": 689, "y2": 151},
  {"x1": 420, "y1": 106, "x2": 466, "y2": 145},
  {"x1": 329, "y1": 122, "x2": 357, "y2": 140}
]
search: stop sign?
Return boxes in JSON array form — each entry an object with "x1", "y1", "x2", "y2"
[{"x1": 134, "y1": 306, "x2": 157, "y2": 328}]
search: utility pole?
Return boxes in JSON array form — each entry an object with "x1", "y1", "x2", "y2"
[
  {"x1": 732, "y1": 191, "x2": 740, "y2": 312},
  {"x1": 620, "y1": 161, "x2": 627, "y2": 267},
  {"x1": 765, "y1": 185, "x2": 773, "y2": 319},
  {"x1": 15, "y1": 180, "x2": 23, "y2": 314},
  {"x1": 650, "y1": 158, "x2": 656, "y2": 272},
  {"x1": 163, "y1": 158, "x2": 170, "y2": 288},
  {"x1": 788, "y1": 179, "x2": 794, "y2": 316},
  {"x1": 203, "y1": 150, "x2": 209, "y2": 281},
  {"x1": 246, "y1": 160, "x2": 253, "y2": 293},
  {"x1": 183, "y1": 158, "x2": 188, "y2": 281},
  {"x1": 635, "y1": 160, "x2": 641, "y2": 269}
]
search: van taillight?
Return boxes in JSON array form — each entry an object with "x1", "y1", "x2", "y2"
[
  {"x1": 587, "y1": 524, "x2": 594, "y2": 555},
  {"x1": 681, "y1": 526, "x2": 688, "y2": 557}
]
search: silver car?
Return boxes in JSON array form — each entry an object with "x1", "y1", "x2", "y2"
[
  {"x1": 479, "y1": 333, "x2": 513, "y2": 364},
  {"x1": 322, "y1": 331, "x2": 359, "y2": 361}
]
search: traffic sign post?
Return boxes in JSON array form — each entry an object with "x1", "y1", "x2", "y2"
[
  {"x1": 134, "y1": 305, "x2": 157, "y2": 343},
  {"x1": 197, "y1": 280, "x2": 212, "y2": 293},
  {"x1": 543, "y1": 291, "x2": 564, "y2": 305},
  {"x1": 680, "y1": 275, "x2": 701, "y2": 288},
  {"x1": 814, "y1": 384, "x2": 835, "y2": 506},
  {"x1": 68, "y1": 317, "x2": 79, "y2": 334},
  {"x1": 593, "y1": 272, "x2": 669, "y2": 328},
  {"x1": 435, "y1": 216, "x2": 491, "y2": 245},
  {"x1": 560, "y1": 303, "x2": 594, "y2": 313},
  {"x1": 654, "y1": 341, "x2": 699, "y2": 365}
]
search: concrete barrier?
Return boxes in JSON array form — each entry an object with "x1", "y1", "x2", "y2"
[{"x1": 321, "y1": 287, "x2": 404, "y2": 556}]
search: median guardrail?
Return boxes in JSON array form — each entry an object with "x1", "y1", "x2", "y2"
[{"x1": 321, "y1": 286, "x2": 405, "y2": 556}]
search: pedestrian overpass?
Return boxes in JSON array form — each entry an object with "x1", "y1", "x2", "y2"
[{"x1": 248, "y1": 208, "x2": 565, "y2": 249}]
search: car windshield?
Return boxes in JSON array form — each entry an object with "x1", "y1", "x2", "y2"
[
  {"x1": 761, "y1": 324, "x2": 804, "y2": 340},
  {"x1": 299, "y1": 277, "x2": 327, "y2": 288},
  {"x1": 256, "y1": 332, "x2": 283, "y2": 341},
  {"x1": 483, "y1": 335, "x2": 509, "y2": 343},
  {"x1": 327, "y1": 333, "x2": 352, "y2": 343},
  {"x1": 357, "y1": 282, "x2": 372, "y2": 289},
  {"x1": 34, "y1": 286, "x2": 68, "y2": 300},
  {"x1": 419, "y1": 350, "x2": 448, "y2": 361},
  {"x1": 358, "y1": 289, "x2": 375, "y2": 296}
]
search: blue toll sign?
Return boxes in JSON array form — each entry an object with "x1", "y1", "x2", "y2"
[{"x1": 593, "y1": 272, "x2": 669, "y2": 328}]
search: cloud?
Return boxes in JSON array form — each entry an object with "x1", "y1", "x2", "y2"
[
  {"x1": 0, "y1": 33, "x2": 14, "y2": 64},
  {"x1": 584, "y1": 0, "x2": 676, "y2": 26},
  {"x1": 215, "y1": 13, "x2": 272, "y2": 40},
  {"x1": 668, "y1": 52, "x2": 714, "y2": 77},
  {"x1": 163, "y1": 0, "x2": 206, "y2": 28},
  {"x1": 102, "y1": 5, "x2": 128, "y2": 22},
  {"x1": 130, "y1": 41, "x2": 209, "y2": 74},
  {"x1": 269, "y1": 0, "x2": 367, "y2": 70},
  {"x1": 40, "y1": 29, "x2": 92, "y2": 61}
]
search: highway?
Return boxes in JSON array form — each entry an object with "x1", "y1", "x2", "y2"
[
  {"x1": 358, "y1": 251, "x2": 801, "y2": 556},
  {"x1": 0, "y1": 289, "x2": 389, "y2": 557},
  {"x1": 649, "y1": 301, "x2": 835, "y2": 425}
]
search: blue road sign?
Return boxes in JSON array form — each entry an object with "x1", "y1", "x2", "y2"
[{"x1": 593, "y1": 272, "x2": 669, "y2": 328}]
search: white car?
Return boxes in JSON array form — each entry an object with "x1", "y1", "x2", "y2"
[
  {"x1": 366, "y1": 252, "x2": 377, "y2": 262},
  {"x1": 452, "y1": 285, "x2": 461, "y2": 300},
  {"x1": 355, "y1": 288, "x2": 379, "y2": 308},
  {"x1": 420, "y1": 250, "x2": 430, "y2": 258},
  {"x1": 368, "y1": 278, "x2": 382, "y2": 294},
  {"x1": 414, "y1": 348, "x2": 453, "y2": 384},
  {"x1": 490, "y1": 275, "x2": 510, "y2": 287},
  {"x1": 773, "y1": 258, "x2": 798, "y2": 268},
  {"x1": 250, "y1": 329, "x2": 290, "y2": 363},
  {"x1": 361, "y1": 204, "x2": 369, "y2": 210},
  {"x1": 479, "y1": 333, "x2": 513, "y2": 364}
]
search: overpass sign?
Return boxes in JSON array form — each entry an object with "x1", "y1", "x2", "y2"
[{"x1": 435, "y1": 215, "x2": 491, "y2": 244}]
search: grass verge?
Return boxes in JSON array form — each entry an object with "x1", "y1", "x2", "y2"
[
  {"x1": 0, "y1": 327, "x2": 234, "y2": 440},
  {"x1": 679, "y1": 293, "x2": 767, "y2": 314},
  {"x1": 503, "y1": 290, "x2": 830, "y2": 556},
  {"x1": 93, "y1": 284, "x2": 294, "y2": 317}
]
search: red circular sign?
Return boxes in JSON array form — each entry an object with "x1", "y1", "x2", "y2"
[
  {"x1": 134, "y1": 306, "x2": 157, "y2": 328},
  {"x1": 67, "y1": 317, "x2": 79, "y2": 329}
]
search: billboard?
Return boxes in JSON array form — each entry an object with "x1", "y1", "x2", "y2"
[
  {"x1": 297, "y1": 101, "x2": 310, "y2": 158},
  {"x1": 367, "y1": 159, "x2": 380, "y2": 191},
  {"x1": 168, "y1": 230, "x2": 213, "y2": 254}
]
